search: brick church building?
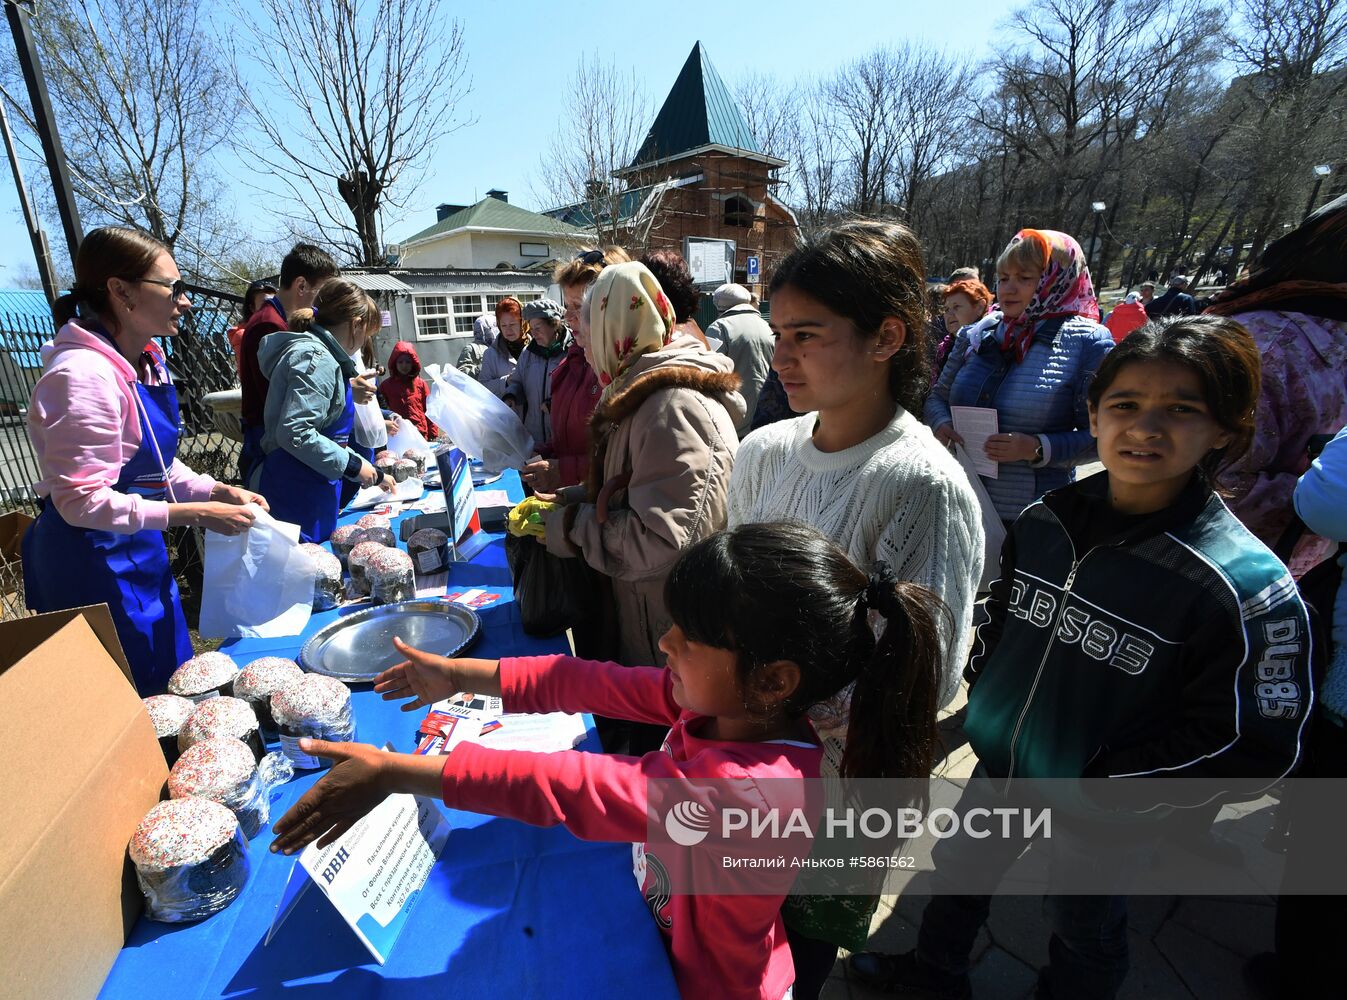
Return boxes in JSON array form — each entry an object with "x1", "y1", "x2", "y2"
[{"x1": 547, "y1": 42, "x2": 799, "y2": 295}]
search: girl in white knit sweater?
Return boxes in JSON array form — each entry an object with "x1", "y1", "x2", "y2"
[{"x1": 726, "y1": 219, "x2": 984, "y2": 998}]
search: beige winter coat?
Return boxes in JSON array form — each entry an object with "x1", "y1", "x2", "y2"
[{"x1": 545, "y1": 336, "x2": 745, "y2": 666}]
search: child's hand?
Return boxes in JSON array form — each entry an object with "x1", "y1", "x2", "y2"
[
  {"x1": 374, "y1": 637, "x2": 502, "y2": 709},
  {"x1": 270, "y1": 740, "x2": 390, "y2": 853}
]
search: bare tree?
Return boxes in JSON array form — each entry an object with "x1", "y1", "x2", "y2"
[
  {"x1": 533, "y1": 54, "x2": 654, "y2": 248},
  {"x1": 1223, "y1": 0, "x2": 1347, "y2": 266},
  {"x1": 890, "y1": 48, "x2": 979, "y2": 220},
  {"x1": 790, "y1": 86, "x2": 847, "y2": 237},
  {"x1": 734, "y1": 71, "x2": 799, "y2": 163},
  {"x1": 827, "y1": 49, "x2": 903, "y2": 214},
  {"x1": 0, "y1": 0, "x2": 235, "y2": 279},
  {"x1": 234, "y1": 0, "x2": 471, "y2": 266}
]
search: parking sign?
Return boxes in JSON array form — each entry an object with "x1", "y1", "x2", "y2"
[{"x1": 747, "y1": 255, "x2": 760, "y2": 282}]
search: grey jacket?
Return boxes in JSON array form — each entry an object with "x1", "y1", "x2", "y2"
[
  {"x1": 477, "y1": 337, "x2": 519, "y2": 397},
  {"x1": 456, "y1": 341, "x2": 487, "y2": 379},
  {"x1": 708, "y1": 304, "x2": 775, "y2": 437},
  {"x1": 503, "y1": 338, "x2": 567, "y2": 447},
  {"x1": 255, "y1": 325, "x2": 360, "y2": 483}
]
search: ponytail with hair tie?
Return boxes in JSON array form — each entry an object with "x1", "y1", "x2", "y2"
[{"x1": 858, "y1": 562, "x2": 901, "y2": 619}]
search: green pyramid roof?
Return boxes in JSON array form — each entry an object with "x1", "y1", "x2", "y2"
[
  {"x1": 403, "y1": 196, "x2": 584, "y2": 245},
  {"x1": 628, "y1": 42, "x2": 764, "y2": 169}
]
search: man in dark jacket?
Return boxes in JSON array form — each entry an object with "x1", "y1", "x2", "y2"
[
  {"x1": 1145, "y1": 275, "x2": 1197, "y2": 319},
  {"x1": 238, "y1": 243, "x2": 339, "y2": 482}
]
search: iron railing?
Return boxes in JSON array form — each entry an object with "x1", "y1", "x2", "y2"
[{"x1": 0, "y1": 283, "x2": 244, "y2": 622}]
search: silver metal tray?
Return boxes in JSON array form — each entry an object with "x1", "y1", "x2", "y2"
[{"x1": 299, "y1": 599, "x2": 481, "y2": 682}]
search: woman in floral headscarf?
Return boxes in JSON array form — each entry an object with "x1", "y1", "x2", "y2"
[
  {"x1": 925, "y1": 229, "x2": 1115, "y2": 525},
  {"x1": 541, "y1": 261, "x2": 744, "y2": 748}
]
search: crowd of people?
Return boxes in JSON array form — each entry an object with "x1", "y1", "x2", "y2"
[{"x1": 19, "y1": 190, "x2": 1347, "y2": 1000}]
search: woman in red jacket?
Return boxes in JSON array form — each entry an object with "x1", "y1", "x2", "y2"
[{"x1": 521, "y1": 247, "x2": 629, "y2": 491}]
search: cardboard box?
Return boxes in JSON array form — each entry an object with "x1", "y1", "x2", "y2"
[{"x1": 0, "y1": 605, "x2": 167, "y2": 1000}]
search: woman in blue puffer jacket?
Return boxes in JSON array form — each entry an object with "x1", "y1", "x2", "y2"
[{"x1": 926, "y1": 229, "x2": 1115, "y2": 525}]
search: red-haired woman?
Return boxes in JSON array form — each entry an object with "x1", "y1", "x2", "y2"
[
  {"x1": 934, "y1": 277, "x2": 994, "y2": 380},
  {"x1": 477, "y1": 296, "x2": 528, "y2": 397}
]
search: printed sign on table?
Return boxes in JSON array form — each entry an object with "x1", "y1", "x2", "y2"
[{"x1": 267, "y1": 757, "x2": 450, "y2": 964}]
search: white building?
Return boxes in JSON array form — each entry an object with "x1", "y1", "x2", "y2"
[
  {"x1": 396, "y1": 190, "x2": 589, "y2": 270},
  {"x1": 350, "y1": 191, "x2": 590, "y2": 368}
]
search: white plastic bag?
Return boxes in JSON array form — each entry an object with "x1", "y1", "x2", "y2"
[
  {"x1": 198, "y1": 505, "x2": 315, "y2": 639},
  {"x1": 955, "y1": 444, "x2": 1007, "y2": 593},
  {"x1": 350, "y1": 359, "x2": 387, "y2": 449},
  {"x1": 424, "y1": 363, "x2": 534, "y2": 474},
  {"x1": 385, "y1": 417, "x2": 432, "y2": 465},
  {"x1": 352, "y1": 396, "x2": 388, "y2": 449}
]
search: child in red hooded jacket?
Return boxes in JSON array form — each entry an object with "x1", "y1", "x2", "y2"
[{"x1": 379, "y1": 341, "x2": 439, "y2": 439}]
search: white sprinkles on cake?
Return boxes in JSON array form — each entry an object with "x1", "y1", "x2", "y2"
[
  {"x1": 167, "y1": 651, "x2": 239, "y2": 696},
  {"x1": 366, "y1": 546, "x2": 413, "y2": 580},
  {"x1": 234, "y1": 657, "x2": 304, "y2": 701},
  {"x1": 407, "y1": 528, "x2": 447, "y2": 549},
  {"x1": 143, "y1": 694, "x2": 194, "y2": 737},
  {"x1": 348, "y1": 540, "x2": 387, "y2": 569},
  {"x1": 179, "y1": 697, "x2": 259, "y2": 749},
  {"x1": 356, "y1": 513, "x2": 391, "y2": 531},
  {"x1": 330, "y1": 524, "x2": 361, "y2": 547},
  {"x1": 130, "y1": 798, "x2": 239, "y2": 871},
  {"x1": 271, "y1": 674, "x2": 351, "y2": 727},
  {"x1": 168, "y1": 738, "x2": 256, "y2": 801},
  {"x1": 298, "y1": 543, "x2": 342, "y2": 581}
]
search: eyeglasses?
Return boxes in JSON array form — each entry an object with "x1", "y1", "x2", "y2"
[
  {"x1": 574, "y1": 249, "x2": 605, "y2": 265},
  {"x1": 133, "y1": 277, "x2": 190, "y2": 299}
]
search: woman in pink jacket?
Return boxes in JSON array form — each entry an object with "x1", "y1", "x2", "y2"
[{"x1": 23, "y1": 227, "x2": 264, "y2": 694}]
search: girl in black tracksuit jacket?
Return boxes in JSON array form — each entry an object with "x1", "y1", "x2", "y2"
[
  {"x1": 963, "y1": 322, "x2": 1312, "y2": 795},
  {"x1": 850, "y1": 316, "x2": 1314, "y2": 1000}
]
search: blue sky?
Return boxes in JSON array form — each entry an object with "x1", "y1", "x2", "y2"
[{"x1": 0, "y1": 0, "x2": 1009, "y2": 284}]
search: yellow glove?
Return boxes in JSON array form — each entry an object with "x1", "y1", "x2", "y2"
[{"x1": 506, "y1": 496, "x2": 556, "y2": 538}]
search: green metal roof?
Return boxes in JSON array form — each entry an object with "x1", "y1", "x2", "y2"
[
  {"x1": 629, "y1": 42, "x2": 761, "y2": 168},
  {"x1": 546, "y1": 185, "x2": 659, "y2": 229},
  {"x1": 403, "y1": 197, "x2": 585, "y2": 245}
]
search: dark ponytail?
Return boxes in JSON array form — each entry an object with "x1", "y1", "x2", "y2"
[
  {"x1": 53, "y1": 226, "x2": 168, "y2": 333},
  {"x1": 845, "y1": 570, "x2": 946, "y2": 782},
  {"x1": 52, "y1": 291, "x2": 82, "y2": 329},
  {"x1": 665, "y1": 522, "x2": 947, "y2": 782}
]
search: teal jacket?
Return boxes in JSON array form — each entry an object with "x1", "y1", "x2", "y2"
[
  {"x1": 965, "y1": 471, "x2": 1313, "y2": 808},
  {"x1": 255, "y1": 324, "x2": 361, "y2": 483}
]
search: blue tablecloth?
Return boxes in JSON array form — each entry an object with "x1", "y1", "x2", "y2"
[{"x1": 99, "y1": 472, "x2": 678, "y2": 1000}]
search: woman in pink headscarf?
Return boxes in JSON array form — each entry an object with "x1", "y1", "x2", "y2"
[{"x1": 925, "y1": 229, "x2": 1116, "y2": 524}]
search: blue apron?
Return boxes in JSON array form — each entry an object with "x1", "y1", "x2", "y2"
[
  {"x1": 258, "y1": 384, "x2": 355, "y2": 544},
  {"x1": 23, "y1": 354, "x2": 192, "y2": 696}
]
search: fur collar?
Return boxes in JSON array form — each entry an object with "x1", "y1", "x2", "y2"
[
  {"x1": 585, "y1": 364, "x2": 741, "y2": 501},
  {"x1": 593, "y1": 364, "x2": 741, "y2": 426}
]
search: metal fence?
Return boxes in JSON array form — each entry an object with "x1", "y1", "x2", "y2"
[{"x1": 0, "y1": 283, "x2": 245, "y2": 622}]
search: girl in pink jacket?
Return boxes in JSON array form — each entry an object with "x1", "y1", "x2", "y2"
[
  {"x1": 272, "y1": 521, "x2": 948, "y2": 1000},
  {"x1": 23, "y1": 227, "x2": 264, "y2": 693}
]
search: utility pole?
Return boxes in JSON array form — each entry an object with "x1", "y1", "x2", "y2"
[
  {"x1": 5, "y1": 0, "x2": 83, "y2": 264},
  {"x1": 0, "y1": 94, "x2": 57, "y2": 302}
]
